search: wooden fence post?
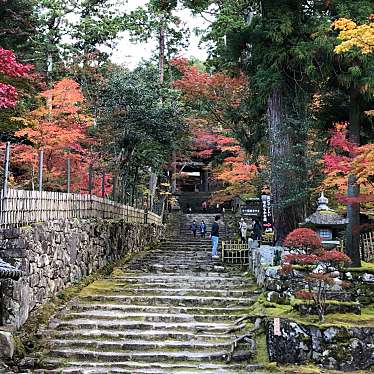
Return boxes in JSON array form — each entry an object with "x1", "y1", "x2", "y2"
[
  {"x1": 101, "y1": 172, "x2": 105, "y2": 198},
  {"x1": 38, "y1": 148, "x2": 44, "y2": 192},
  {"x1": 88, "y1": 164, "x2": 93, "y2": 195},
  {"x1": 66, "y1": 158, "x2": 71, "y2": 193},
  {"x1": 112, "y1": 175, "x2": 117, "y2": 202},
  {"x1": 3, "y1": 142, "x2": 11, "y2": 194}
]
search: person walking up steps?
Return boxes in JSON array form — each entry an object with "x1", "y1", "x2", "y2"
[
  {"x1": 190, "y1": 220, "x2": 197, "y2": 238},
  {"x1": 211, "y1": 215, "x2": 220, "y2": 259},
  {"x1": 200, "y1": 220, "x2": 207, "y2": 238}
]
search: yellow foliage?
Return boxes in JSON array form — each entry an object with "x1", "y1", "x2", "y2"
[{"x1": 332, "y1": 16, "x2": 374, "y2": 54}]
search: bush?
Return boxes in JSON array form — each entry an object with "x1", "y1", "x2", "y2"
[
  {"x1": 282, "y1": 228, "x2": 351, "y2": 322},
  {"x1": 284, "y1": 228, "x2": 322, "y2": 254}
]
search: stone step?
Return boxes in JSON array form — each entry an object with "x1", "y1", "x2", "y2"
[
  {"x1": 36, "y1": 360, "x2": 254, "y2": 374},
  {"x1": 125, "y1": 257, "x2": 220, "y2": 264},
  {"x1": 63, "y1": 311, "x2": 242, "y2": 323},
  {"x1": 125, "y1": 260, "x2": 220, "y2": 267},
  {"x1": 78, "y1": 294, "x2": 255, "y2": 307},
  {"x1": 45, "y1": 329, "x2": 236, "y2": 343},
  {"x1": 45, "y1": 348, "x2": 251, "y2": 363},
  {"x1": 106, "y1": 280, "x2": 254, "y2": 290},
  {"x1": 158, "y1": 241, "x2": 213, "y2": 244},
  {"x1": 32, "y1": 228, "x2": 259, "y2": 373},
  {"x1": 55, "y1": 319, "x2": 237, "y2": 333},
  {"x1": 82, "y1": 284, "x2": 255, "y2": 298},
  {"x1": 70, "y1": 303, "x2": 250, "y2": 316},
  {"x1": 99, "y1": 280, "x2": 255, "y2": 290},
  {"x1": 106, "y1": 270, "x2": 254, "y2": 283},
  {"x1": 47, "y1": 338, "x2": 237, "y2": 351},
  {"x1": 129, "y1": 265, "x2": 227, "y2": 273},
  {"x1": 111, "y1": 271, "x2": 246, "y2": 279},
  {"x1": 152, "y1": 247, "x2": 213, "y2": 251}
]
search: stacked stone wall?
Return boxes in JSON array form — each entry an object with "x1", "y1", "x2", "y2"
[
  {"x1": 267, "y1": 318, "x2": 374, "y2": 371},
  {"x1": 0, "y1": 219, "x2": 164, "y2": 328}
]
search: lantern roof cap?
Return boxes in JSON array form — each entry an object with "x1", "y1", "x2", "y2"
[{"x1": 301, "y1": 192, "x2": 348, "y2": 227}]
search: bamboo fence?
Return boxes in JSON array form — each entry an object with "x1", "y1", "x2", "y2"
[
  {"x1": 0, "y1": 189, "x2": 162, "y2": 228},
  {"x1": 360, "y1": 231, "x2": 374, "y2": 262},
  {"x1": 221, "y1": 240, "x2": 249, "y2": 265}
]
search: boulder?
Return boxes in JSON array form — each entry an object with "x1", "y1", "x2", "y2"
[{"x1": 0, "y1": 331, "x2": 15, "y2": 359}]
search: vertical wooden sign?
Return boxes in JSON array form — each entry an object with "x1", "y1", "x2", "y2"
[{"x1": 274, "y1": 317, "x2": 281, "y2": 336}]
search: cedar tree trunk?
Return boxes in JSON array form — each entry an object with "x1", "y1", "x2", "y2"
[{"x1": 346, "y1": 89, "x2": 361, "y2": 266}]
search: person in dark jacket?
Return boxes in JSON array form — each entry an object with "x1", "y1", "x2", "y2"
[
  {"x1": 252, "y1": 219, "x2": 262, "y2": 241},
  {"x1": 211, "y1": 215, "x2": 220, "y2": 259},
  {"x1": 190, "y1": 220, "x2": 197, "y2": 238},
  {"x1": 200, "y1": 220, "x2": 207, "y2": 238}
]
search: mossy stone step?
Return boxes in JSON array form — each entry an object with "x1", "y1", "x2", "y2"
[
  {"x1": 55, "y1": 319, "x2": 237, "y2": 332},
  {"x1": 62, "y1": 311, "x2": 242, "y2": 323},
  {"x1": 80, "y1": 285, "x2": 254, "y2": 298},
  {"x1": 46, "y1": 348, "x2": 251, "y2": 363},
  {"x1": 34, "y1": 231, "x2": 259, "y2": 372},
  {"x1": 78, "y1": 294, "x2": 255, "y2": 307},
  {"x1": 47, "y1": 338, "x2": 238, "y2": 351},
  {"x1": 45, "y1": 329, "x2": 235, "y2": 343},
  {"x1": 69, "y1": 303, "x2": 250, "y2": 316},
  {"x1": 36, "y1": 359, "x2": 255, "y2": 373}
]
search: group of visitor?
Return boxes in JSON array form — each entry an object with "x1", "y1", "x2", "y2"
[
  {"x1": 190, "y1": 220, "x2": 207, "y2": 238},
  {"x1": 189, "y1": 216, "x2": 220, "y2": 259},
  {"x1": 239, "y1": 217, "x2": 262, "y2": 243},
  {"x1": 189, "y1": 215, "x2": 262, "y2": 260}
]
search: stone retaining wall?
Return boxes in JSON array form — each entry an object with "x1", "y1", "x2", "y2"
[
  {"x1": 251, "y1": 245, "x2": 374, "y2": 371},
  {"x1": 266, "y1": 318, "x2": 374, "y2": 371},
  {"x1": 0, "y1": 219, "x2": 164, "y2": 328}
]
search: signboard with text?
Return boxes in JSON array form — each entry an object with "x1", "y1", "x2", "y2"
[
  {"x1": 261, "y1": 194, "x2": 273, "y2": 233},
  {"x1": 241, "y1": 198, "x2": 262, "y2": 217}
]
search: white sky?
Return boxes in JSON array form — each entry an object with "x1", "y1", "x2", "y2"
[{"x1": 110, "y1": 1, "x2": 210, "y2": 69}]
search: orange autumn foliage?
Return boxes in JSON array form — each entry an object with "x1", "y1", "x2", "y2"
[
  {"x1": 171, "y1": 57, "x2": 247, "y2": 110},
  {"x1": 323, "y1": 123, "x2": 374, "y2": 205},
  {"x1": 13, "y1": 79, "x2": 110, "y2": 194}
]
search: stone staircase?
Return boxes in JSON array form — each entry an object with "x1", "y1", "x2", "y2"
[
  {"x1": 32, "y1": 237, "x2": 261, "y2": 373},
  {"x1": 179, "y1": 213, "x2": 227, "y2": 238},
  {"x1": 178, "y1": 192, "x2": 212, "y2": 213}
]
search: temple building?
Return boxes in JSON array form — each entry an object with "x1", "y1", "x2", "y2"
[{"x1": 176, "y1": 161, "x2": 212, "y2": 193}]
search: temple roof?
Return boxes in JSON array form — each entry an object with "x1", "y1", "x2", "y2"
[{"x1": 0, "y1": 259, "x2": 23, "y2": 280}]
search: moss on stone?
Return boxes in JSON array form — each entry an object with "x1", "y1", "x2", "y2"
[
  {"x1": 290, "y1": 264, "x2": 313, "y2": 271},
  {"x1": 343, "y1": 261, "x2": 374, "y2": 274},
  {"x1": 111, "y1": 268, "x2": 126, "y2": 277},
  {"x1": 263, "y1": 362, "x2": 373, "y2": 374},
  {"x1": 12, "y1": 242, "x2": 159, "y2": 366},
  {"x1": 247, "y1": 292, "x2": 374, "y2": 328},
  {"x1": 255, "y1": 331, "x2": 269, "y2": 364}
]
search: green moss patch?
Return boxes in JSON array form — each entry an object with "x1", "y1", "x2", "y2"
[
  {"x1": 247, "y1": 292, "x2": 374, "y2": 328},
  {"x1": 268, "y1": 364, "x2": 373, "y2": 374},
  {"x1": 343, "y1": 261, "x2": 374, "y2": 274}
]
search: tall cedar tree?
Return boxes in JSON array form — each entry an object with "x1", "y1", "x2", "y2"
[{"x1": 185, "y1": 1, "x2": 374, "y2": 261}]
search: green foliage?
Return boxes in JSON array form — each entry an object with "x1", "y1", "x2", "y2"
[
  {"x1": 97, "y1": 63, "x2": 186, "y2": 187},
  {"x1": 126, "y1": 1, "x2": 189, "y2": 59},
  {"x1": 0, "y1": 0, "x2": 38, "y2": 55},
  {"x1": 19, "y1": 0, "x2": 128, "y2": 78}
]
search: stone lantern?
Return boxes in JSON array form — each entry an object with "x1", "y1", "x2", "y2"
[{"x1": 301, "y1": 193, "x2": 348, "y2": 249}]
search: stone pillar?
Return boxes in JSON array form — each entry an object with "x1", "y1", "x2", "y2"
[{"x1": 202, "y1": 169, "x2": 209, "y2": 192}]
